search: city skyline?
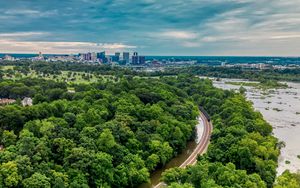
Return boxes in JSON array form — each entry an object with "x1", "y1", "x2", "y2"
[{"x1": 1, "y1": 0, "x2": 300, "y2": 56}]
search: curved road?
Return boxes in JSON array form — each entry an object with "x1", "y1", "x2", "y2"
[{"x1": 154, "y1": 111, "x2": 212, "y2": 188}]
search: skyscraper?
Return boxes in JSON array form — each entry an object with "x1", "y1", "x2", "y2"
[
  {"x1": 83, "y1": 53, "x2": 92, "y2": 61},
  {"x1": 123, "y1": 52, "x2": 130, "y2": 64},
  {"x1": 115, "y1": 52, "x2": 121, "y2": 57},
  {"x1": 139, "y1": 56, "x2": 145, "y2": 64},
  {"x1": 97, "y1": 51, "x2": 106, "y2": 63},
  {"x1": 91, "y1": 52, "x2": 97, "y2": 62},
  {"x1": 132, "y1": 52, "x2": 139, "y2": 64},
  {"x1": 112, "y1": 52, "x2": 120, "y2": 62}
]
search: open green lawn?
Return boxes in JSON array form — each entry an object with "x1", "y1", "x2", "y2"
[
  {"x1": 2, "y1": 70, "x2": 117, "y2": 84},
  {"x1": 0, "y1": 65, "x2": 15, "y2": 70}
]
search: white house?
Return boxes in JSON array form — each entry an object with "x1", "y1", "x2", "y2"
[{"x1": 22, "y1": 97, "x2": 33, "y2": 107}]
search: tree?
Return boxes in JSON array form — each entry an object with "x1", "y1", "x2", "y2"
[
  {"x1": 239, "y1": 86, "x2": 247, "y2": 95},
  {"x1": 15, "y1": 155, "x2": 33, "y2": 179},
  {"x1": 149, "y1": 140, "x2": 173, "y2": 165},
  {"x1": 51, "y1": 170, "x2": 69, "y2": 188},
  {"x1": 22, "y1": 172, "x2": 51, "y2": 188},
  {"x1": 97, "y1": 129, "x2": 116, "y2": 152},
  {"x1": 1, "y1": 130, "x2": 17, "y2": 147},
  {"x1": 274, "y1": 170, "x2": 300, "y2": 188},
  {"x1": 162, "y1": 167, "x2": 185, "y2": 184},
  {"x1": 0, "y1": 161, "x2": 22, "y2": 187},
  {"x1": 90, "y1": 152, "x2": 114, "y2": 187},
  {"x1": 146, "y1": 154, "x2": 160, "y2": 171},
  {"x1": 115, "y1": 154, "x2": 150, "y2": 187}
]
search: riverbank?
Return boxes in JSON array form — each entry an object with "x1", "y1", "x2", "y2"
[{"x1": 211, "y1": 77, "x2": 300, "y2": 175}]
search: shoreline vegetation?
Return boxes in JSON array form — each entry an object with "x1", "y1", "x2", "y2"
[
  {"x1": 225, "y1": 80, "x2": 289, "y2": 90},
  {"x1": 163, "y1": 66, "x2": 300, "y2": 83}
]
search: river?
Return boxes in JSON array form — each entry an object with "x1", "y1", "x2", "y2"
[{"x1": 211, "y1": 78, "x2": 300, "y2": 175}]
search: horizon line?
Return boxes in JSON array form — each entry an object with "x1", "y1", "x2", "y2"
[{"x1": 0, "y1": 52, "x2": 300, "y2": 58}]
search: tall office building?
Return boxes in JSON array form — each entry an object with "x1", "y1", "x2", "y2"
[
  {"x1": 83, "y1": 53, "x2": 92, "y2": 61},
  {"x1": 91, "y1": 52, "x2": 97, "y2": 62},
  {"x1": 97, "y1": 51, "x2": 106, "y2": 63},
  {"x1": 123, "y1": 52, "x2": 130, "y2": 64},
  {"x1": 131, "y1": 52, "x2": 145, "y2": 65},
  {"x1": 106, "y1": 56, "x2": 112, "y2": 64},
  {"x1": 139, "y1": 56, "x2": 145, "y2": 64},
  {"x1": 112, "y1": 52, "x2": 120, "y2": 62},
  {"x1": 132, "y1": 52, "x2": 139, "y2": 64}
]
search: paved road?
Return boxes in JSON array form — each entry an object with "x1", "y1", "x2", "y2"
[{"x1": 154, "y1": 111, "x2": 212, "y2": 188}]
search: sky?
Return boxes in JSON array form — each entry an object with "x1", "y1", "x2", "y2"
[{"x1": 0, "y1": 0, "x2": 300, "y2": 56}]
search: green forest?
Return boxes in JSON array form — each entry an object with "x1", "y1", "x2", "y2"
[
  {"x1": 163, "y1": 66, "x2": 300, "y2": 82},
  {"x1": 0, "y1": 63, "x2": 299, "y2": 187},
  {"x1": 0, "y1": 75, "x2": 200, "y2": 187}
]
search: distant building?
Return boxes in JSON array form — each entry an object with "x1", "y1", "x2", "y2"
[
  {"x1": 83, "y1": 53, "x2": 92, "y2": 61},
  {"x1": 97, "y1": 52, "x2": 106, "y2": 63},
  {"x1": 132, "y1": 52, "x2": 145, "y2": 65},
  {"x1": 47, "y1": 55, "x2": 76, "y2": 62},
  {"x1": 3, "y1": 55, "x2": 14, "y2": 61},
  {"x1": 118, "y1": 60, "x2": 127, "y2": 65},
  {"x1": 32, "y1": 52, "x2": 44, "y2": 61},
  {"x1": 123, "y1": 52, "x2": 130, "y2": 64},
  {"x1": 22, "y1": 97, "x2": 33, "y2": 107},
  {"x1": 91, "y1": 52, "x2": 97, "y2": 62},
  {"x1": 0, "y1": 98, "x2": 16, "y2": 105},
  {"x1": 132, "y1": 52, "x2": 139, "y2": 64},
  {"x1": 112, "y1": 52, "x2": 120, "y2": 62},
  {"x1": 71, "y1": 51, "x2": 146, "y2": 64},
  {"x1": 139, "y1": 56, "x2": 146, "y2": 64},
  {"x1": 151, "y1": 60, "x2": 161, "y2": 67},
  {"x1": 106, "y1": 56, "x2": 112, "y2": 64},
  {"x1": 38, "y1": 52, "x2": 43, "y2": 59},
  {"x1": 112, "y1": 56, "x2": 119, "y2": 62}
]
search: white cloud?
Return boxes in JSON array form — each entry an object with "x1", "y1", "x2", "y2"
[
  {"x1": 270, "y1": 34, "x2": 300, "y2": 39},
  {"x1": 0, "y1": 39, "x2": 136, "y2": 54},
  {"x1": 157, "y1": 31, "x2": 198, "y2": 40},
  {"x1": 0, "y1": 31, "x2": 136, "y2": 54},
  {"x1": 4, "y1": 9, "x2": 58, "y2": 17},
  {"x1": 4, "y1": 9, "x2": 41, "y2": 15},
  {"x1": 0, "y1": 32, "x2": 49, "y2": 38}
]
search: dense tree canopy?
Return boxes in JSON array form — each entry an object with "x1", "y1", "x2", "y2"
[
  {"x1": 0, "y1": 75, "x2": 201, "y2": 187},
  {"x1": 0, "y1": 65, "x2": 284, "y2": 187}
]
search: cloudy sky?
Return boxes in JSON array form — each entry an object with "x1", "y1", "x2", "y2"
[{"x1": 0, "y1": 0, "x2": 300, "y2": 56}]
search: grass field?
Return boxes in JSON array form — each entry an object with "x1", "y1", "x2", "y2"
[
  {"x1": 2, "y1": 69, "x2": 117, "y2": 84},
  {"x1": 0, "y1": 65, "x2": 15, "y2": 70}
]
